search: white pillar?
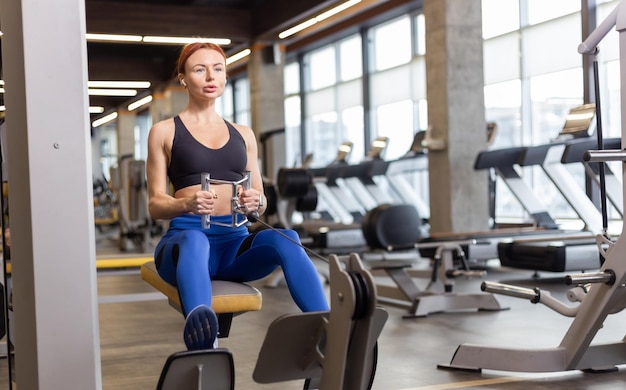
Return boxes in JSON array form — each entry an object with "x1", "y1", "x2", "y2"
[{"x1": 0, "y1": 0, "x2": 102, "y2": 388}]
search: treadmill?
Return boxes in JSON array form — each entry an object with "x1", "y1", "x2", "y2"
[
  {"x1": 300, "y1": 139, "x2": 397, "y2": 253},
  {"x1": 418, "y1": 106, "x2": 602, "y2": 265},
  {"x1": 497, "y1": 104, "x2": 616, "y2": 272},
  {"x1": 378, "y1": 131, "x2": 431, "y2": 220},
  {"x1": 416, "y1": 144, "x2": 569, "y2": 265}
]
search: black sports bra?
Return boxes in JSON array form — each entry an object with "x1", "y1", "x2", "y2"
[{"x1": 167, "y1": 116, "x2": 247, "y2": 192}]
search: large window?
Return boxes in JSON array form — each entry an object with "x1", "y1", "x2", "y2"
[
  {"x1": 233, "y1": 77, "x2": 250, "y2": 126},
  {"x1": 482, "y1": 0, "x2": 620, "y2": 224},
  {"x1": 300, "y1": 34, "x2": 365, "y2": 167},
  {"x1": 282, "y1": 0, "x2": 622, "y2": 227},
  {"x1": 369, "y1": 14, "x2": 426, "y2": 161}
]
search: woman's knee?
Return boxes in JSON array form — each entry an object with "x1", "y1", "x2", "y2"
[
  {"x1": 161, "y1": 230, "x2": 209, "y2": 268},
  {"x1": 177, "y1": 229, "x2": 208, "y2": 244},
  {"x1": 259, "y1": 228, "x2": 300, "y2": 246}
]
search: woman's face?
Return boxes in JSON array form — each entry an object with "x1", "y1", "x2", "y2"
[{"x1": 182, "y1": 48, "x2": 227, "y2": 100}]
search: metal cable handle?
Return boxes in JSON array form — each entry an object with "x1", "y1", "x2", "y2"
[{"x1": 201, "y1": 171, "x2": 252, "y2": 229}]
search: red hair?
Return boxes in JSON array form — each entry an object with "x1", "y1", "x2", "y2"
[{"x1": 176, "y1": 42, "x2": 227, "y2": 75}]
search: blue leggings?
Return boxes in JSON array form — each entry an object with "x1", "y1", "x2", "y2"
[{"x1": 154, "y1": 214, "x2": 329, "y2": 316}]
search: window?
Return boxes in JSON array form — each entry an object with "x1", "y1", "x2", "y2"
[
  {"x1": 371, "y1": 16, "x2": 412, "y2": 71},
  {"x1": 218, "y1": 83, "x2": 234, "y2": 122},
  {"x1": 339, "y1": 35, "x2": 363, "y2": 81},
  {"x1": 482, "y1": 0, "x2": 519, "y2": 39},
  {"x1": 483, "y1": 0, "x2": 589, "y2": 222},
  {"x1": 527, "y1": 0, "x2": 580, "y2": 25},
  {"x1": 301, "y1": 34, "x2": 365, "y2": 166},
  {"x1": 284, "y1": 62, "x2": 303, "y2": 167},
  {"x1": 307, "y1": 46, "x2": 336, "y2": 91},
  {"x1": 369, "y1": 15, "x2": 425, "y2": 160},
  {"x1": 233, "y1": 77, "x2": 250, "y2": 126}
]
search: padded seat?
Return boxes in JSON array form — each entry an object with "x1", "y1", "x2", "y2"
[{"x1": 141, "y1": 261, "x2": 263, "y2": 315}]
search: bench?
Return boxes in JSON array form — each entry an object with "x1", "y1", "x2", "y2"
[{"x1": 140, "y1": 261, "x2": 263, "y2": 338}]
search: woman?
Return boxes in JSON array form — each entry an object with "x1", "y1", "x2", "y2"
[{"x1": 147, "y1": 42, "x2": 329, "y2": 351}]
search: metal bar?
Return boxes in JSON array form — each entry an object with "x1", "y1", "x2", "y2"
[
  {"x1": 481, "y1": 281, "x2": 538, "y2": 301},
  {"x1": 583, "y1": 149, "x2": 626, "y2": 162}
]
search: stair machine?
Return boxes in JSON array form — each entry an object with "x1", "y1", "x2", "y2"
[
  {"x1": 143, "y1": 173, "x2": 388, "y2": 389},
  {"x1": 439, "y1": 3, "x2": 626, "y2": 373}
]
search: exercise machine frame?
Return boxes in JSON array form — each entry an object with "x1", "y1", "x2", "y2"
[
  {"x1": 439, "y1": 3, "x2": 626, "y2": 373},
  {"x1": 144, "y1": 173, "x2": 388, "y2": 389}
]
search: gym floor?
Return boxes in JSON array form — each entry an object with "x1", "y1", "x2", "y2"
[{"x1": 3, "y1": 239, "x2": 626, "y2": 389}]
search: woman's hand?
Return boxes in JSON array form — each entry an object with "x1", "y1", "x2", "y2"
[
  {"x1": 189, "y1": 189, "x2": 218, "y2": 216},
  {"x1": 238, "y1": 187, "x2": 262, "y2": 212}
]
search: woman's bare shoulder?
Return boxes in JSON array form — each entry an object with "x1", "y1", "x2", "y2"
[
  {"x1": 149, "y1": 117, "x2": 176, "y2": 138},
  {"x1": 230, "y1": 122, "x2": 255, "y2": 140}
]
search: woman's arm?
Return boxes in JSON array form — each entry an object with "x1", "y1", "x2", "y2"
[
  {"x1": 235, "y1": 124, "x2": 267, "y2": 215},
  {"x1": 146, "y1": 120, "x2": 194, "y2": 220}
]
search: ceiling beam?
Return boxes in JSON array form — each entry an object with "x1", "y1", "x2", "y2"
[
  {"x1": 85, "y1": 1, "x2": 253, "y2": 42},
  {"x1": 252, "y1": 0, "x2": 340, "y2": 41}
]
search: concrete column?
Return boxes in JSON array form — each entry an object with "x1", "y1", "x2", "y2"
[
  {"x1": 248, "y1": 43, "x2": 286, "y2": 180},
  {"x1": 150, "y1": 91, "x2": 169, "y2": 124},
  {"x1": 424, "y1": 0, "x2": 489, "y2": 233},
  {"x1": 150, "y1": 86, "x2": 187, "y2": 125},
  {"x1": 117, "y1": 108, "x2": 136, "y2": 159},
  {"x1": 0, "y1": 0, "x2": 101, "y2": 388}
]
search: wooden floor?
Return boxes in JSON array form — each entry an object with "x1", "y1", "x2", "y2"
[{"x1": 2, "y1": 237, "x2": 626, "y2": 389}]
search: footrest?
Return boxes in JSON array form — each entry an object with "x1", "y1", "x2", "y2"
[{"x1": 140, "y1": 261, "x2": 263, "y2": 314}]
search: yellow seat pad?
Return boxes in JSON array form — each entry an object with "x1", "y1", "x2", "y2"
[{"x1": 141, "y1": 261, "x2": 262, "y2": 314}]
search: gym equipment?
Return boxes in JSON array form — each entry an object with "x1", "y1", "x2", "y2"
[
  {"x1": 310, "y1": 137, "x2": 393, "y2": 226},
  {"x1": 156, "y1": 350, "x2": 236, "y2": 390},
  {"x1": 494, "y1": 73, "x2": 622, "y2": 275},
  {"x1": 200, "y1": 171, "x2": 252, "y2": 229},
  {"x1": 110, "y1": 156, "x2": 157, "y2": 252},
  {"x1": 496, "y1": 137, "x2": 613, "y2": 273},
  {"x1": 141, "y1": 261, "x2": 263, "y2": 339},
  {"x1": 93, "y1": 175, "x2": 118, "y2": 228},
  {"x1": 475, "y1": 145, "x2": 561, "y2": 229},
  {"x1": 254, "y1": 253, "x2": 387, "y2": 389},
  {"x1": 338, "y1": 135, "x2": 432, "y2": 232},
  {"x1": 141, "y1": 173, "x2": 263, "y2": 388},
  {"x1": 310, "y1": 141, "x2": 360, "y2": 225},
  {"x1": 361, "y1": 204, "x2": 505, "y2": 317},
  {"x1": 335, "y1": 136, "x2": 400, "y2": 213},
  {"x1": 517, "y1": 104, "x2": 601, "y2": 233},
  {"x1": 143, "y1": 171, "x2": 387, "y2": 389},
  {"x1": 143, "y1": 259, "x2": 261, "y2": 390},
  {"x1": 468, "y1": 107, "x2": 616, "y2": 273},
  {"x1": 277, "y1": 141, "x2": 378, "y2": 254},
  {"x1": 311, "y1": 139, "x2": 385, "y2": 225},
  {"x1": 383, "y1": 131, "x2": 430, "y2": 220},
  {"x1": 278, "y1": 136, "x2": 429, "y2": 255},
  {"x1": 563, "y1": 137, "x2": 623, "y2": 217},
  {"x1": 439, "y1": 6, "x2": 626, "y2": 373}
]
